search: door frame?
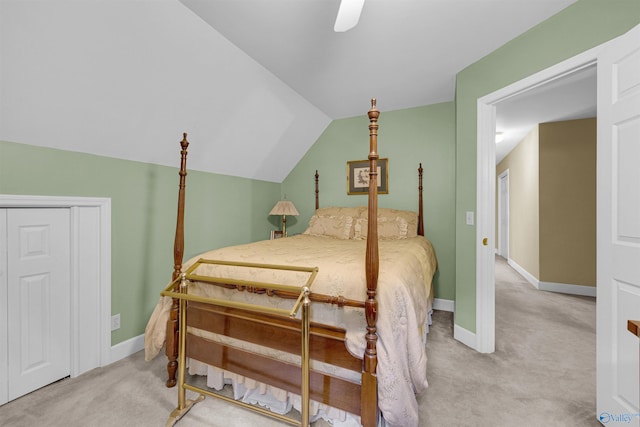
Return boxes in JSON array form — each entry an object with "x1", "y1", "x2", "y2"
[
  {"x1": 0, "y1": 195, "x2": 111, "y2": 378},
  {"x1": 475, "y1": 44, "x2": 605, "y2": 353},
  {"x1": 497, "y1": 169, "x2": 509, "y2": 259}
]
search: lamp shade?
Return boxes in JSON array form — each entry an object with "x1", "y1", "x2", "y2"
[{"x1": 269, "y1": 200, "x2": 299, "y2": 216}]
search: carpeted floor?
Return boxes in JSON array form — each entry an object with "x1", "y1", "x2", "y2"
[
  {"x1": 420, "y1": 257, "x2": 598, "y2": 426},
  {"x1": 0, "y1": 258, "x2": 598, "y2": 426}
]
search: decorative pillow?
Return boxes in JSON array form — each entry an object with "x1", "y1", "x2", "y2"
[
  {"x1": 303, "y1": 215, "x2": 354, "y2": 239},
  {"x1": 314, "y1": 206, "x2": 367, "y2": 218},
  {"x1": 360, "y1": 208, "x2": 418, "y2": 238},
  {"x1": 353, "y1": 216, "x2": 409, "y2": 240}
]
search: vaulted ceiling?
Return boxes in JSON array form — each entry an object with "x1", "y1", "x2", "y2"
[
  {"x1": 181, "y1": 0, "x2": 578, "y2": 118},
  {"x1": 2, "y1": 0, "x2": 588, "y2": 182}
]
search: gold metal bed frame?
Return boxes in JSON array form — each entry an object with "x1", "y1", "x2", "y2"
[{"x1": 162, "y1": 260, "x2": 319, "y2": 426}]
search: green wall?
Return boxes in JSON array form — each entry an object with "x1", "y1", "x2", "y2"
[
  {"x1": 0, "y1": 140, "x2": 280, "y2": 345},
  {"x1": 282, "y1": 102, "x2": 456, "y2": 301},
  {"x1": 454, "y1": 0, "x2": 640, "y2": 332},
  {"x1": 4, "y1": 0, "x2": 638, "y2": 348}
]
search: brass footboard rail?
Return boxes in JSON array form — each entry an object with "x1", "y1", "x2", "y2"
[{"x1": 161, "y1": 259, "x2": 318, "y2": 427}]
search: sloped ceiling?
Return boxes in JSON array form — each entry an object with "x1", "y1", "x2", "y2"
[
  {"x1": 180, "y1": 0, "x2": 577, "y2": 118},
  {"x1": 1, "y1": 0, "x2": 581, "y2": 182},
  {"x1": 0, "y1": 0, "x2": 330, "y2": 183}
]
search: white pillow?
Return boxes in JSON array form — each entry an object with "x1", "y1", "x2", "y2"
[
  {"x1": 360, "y1": 208, "x2": 418, "y2": 238},
  {"x1": 353, "y1": 216, "x2": 409, "y2": 240},
  {"x1": 303, "y1": 215, "x2": 354, "y2": 239}
]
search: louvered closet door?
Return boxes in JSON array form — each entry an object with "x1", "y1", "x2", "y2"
[{"x1": 6, "y1": 208, "x2": 71, "y2": 401}]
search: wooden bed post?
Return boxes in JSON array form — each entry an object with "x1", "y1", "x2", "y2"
[
  {"x1": 418, "y1": 163, "x2": 424, "y2": 237},
  {"x1": 362, "y1": 99, "x2": 380, "y2": 427},
  {"x1": 315, "y1": 170, "x2": 320, "y2": 211},
  {"x1": 166, "y1": 133, "x2": 189, "y2": 388}
]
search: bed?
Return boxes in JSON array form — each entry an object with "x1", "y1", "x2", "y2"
[{"x1": 144, "y1": 99, "x2": 437, "y2": 427}]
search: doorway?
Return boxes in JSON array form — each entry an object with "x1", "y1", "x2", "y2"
[
  {"x1": 0, "y1": 195, "x2": 111, "y2": 406},
  {"x1": 3, "y1": 208, "x2": 71, "y2": 401},
  {"x1": 474, "y1": 46, "x2": 600, "y2": 354},
  {"x1": 475, "y1": 23, "x2": 640, "y2": 422}
]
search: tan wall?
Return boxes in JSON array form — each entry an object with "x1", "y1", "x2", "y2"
[
  {"x1": 496, "y1": 118, "x2": 596, "y2": 287},
  {"x1": 539, "y1": 118, "x2": 596, "y2": 286},
  {"x1": 496, "y1": 126, "x2": 540, "y2": 279}
]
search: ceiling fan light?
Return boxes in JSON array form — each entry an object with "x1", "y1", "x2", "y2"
[{"x1": 334, "y1": 0, "x2": 365, "y2": 32}]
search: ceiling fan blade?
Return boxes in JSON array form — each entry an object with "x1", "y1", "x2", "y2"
[{"x1": 334, "y1": 0, "x2": 365, "y2": 32}]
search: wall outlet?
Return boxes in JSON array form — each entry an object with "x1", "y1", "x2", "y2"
[{"x1": 111, "y1": 313, "x2": 121, "y2": 331}]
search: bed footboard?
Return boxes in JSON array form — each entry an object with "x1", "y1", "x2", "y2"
[
  {"x1": 166, "y1": 133, "x2": 190, "y2": 388},
  {"x1": 187, "y1": 301, "x2": 363, "y2": 414}
]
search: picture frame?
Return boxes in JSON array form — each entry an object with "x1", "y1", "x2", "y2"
[
  {"x1": 347, "y1": 158, "x2": 388, "y2": 195},
  {"x1": 270, "y1": 230, "x2": 284, "y2": 240}
]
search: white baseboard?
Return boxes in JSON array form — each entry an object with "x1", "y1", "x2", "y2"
[
  {"x1": 453, "y1": 323, "x2": 477, "y2": 350},
  {"x1": 507, "y1": 258, "x2": 540, "y2": 288},
  {"x1": 109, "y1": 333, "x2": 144, "y2": 365},
  {"x1": 507, "y1": 258, "x2": 596, "y2": 297},
  {"x1": 433, "y1": 298, "x2": 455, "y2": 312},
  {"x1": 538, "y1": 281, "x2": 596, "y2": 297}
]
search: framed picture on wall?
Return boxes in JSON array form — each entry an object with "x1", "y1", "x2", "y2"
[{"x1": 347, "y1": 158, "x2": 388, "y2": 195}]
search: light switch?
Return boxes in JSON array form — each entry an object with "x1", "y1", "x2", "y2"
[{"x1": 466, "y1": 211, "x2": 474, "y2": 225}]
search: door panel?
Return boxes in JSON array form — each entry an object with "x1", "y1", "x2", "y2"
[
  {"x1": 597, "y1": 23, "x2": 640, "y2": 426},
  {"x1": 7, "y1": 208, "x2": 70, "y2": 401},
  {"x1": 616, "y1": 281, "x2": 640, "y2": 408}
]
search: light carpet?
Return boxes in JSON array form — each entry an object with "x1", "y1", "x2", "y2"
[
  {"x1": 0, "y1": 258, "x2": 597, "y2": 426},
  {"x1": 420, "y1": 257, "x2": 598, "y2": 426}
]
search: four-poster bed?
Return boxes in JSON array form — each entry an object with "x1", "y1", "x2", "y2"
[{"x1": 145, "y1": 100, "x2": 437, "y2": 427}]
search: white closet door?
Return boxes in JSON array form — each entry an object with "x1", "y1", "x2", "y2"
[{"x1": 7, "y1": 208, "x2": 71, "y2": 401}]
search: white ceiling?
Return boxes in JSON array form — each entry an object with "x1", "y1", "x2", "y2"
[
  {"x1": 180, "y1": 0, "x2": 578, "y2": 119},
  {"x1": 495, "y1": 64, "x2": 597, "y2": 163},
  {"x1": 1, "y1": 0, "x2": 595, "y2": 183}
]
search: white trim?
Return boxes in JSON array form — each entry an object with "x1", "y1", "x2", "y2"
[
  {"x1": 476, "y1": 98, "x2": 496, "y2": 354},
  {"x1": 433, "y1": 298, "x2": 455, "y2": 312},
  {"x1": 453, "y1": 324, "x2": 477, "y2": 350},
  {"x1": 0, "y1": 210, "x2": 7, "y2": 405},
  {"x1": 0, "y1": 195, "x2": 111, "y2": 376},
  {"x1": 507, "y1": 258, "x2": 540, "y2": 288},
  {"x1": 110, "y1": 334, "x2": 145, "y2": 364},
  {"x1": 507, "y1": 258, "x2": 596, "y2": 297},
  {"x1": 475, "y1": 44, "x2": 607, "y2": 355},
  {"x1": 497, "y1": 169, "x2": 509, "y2": 259},
  {"x1": 539, "y1": 281, "x2": 596, "y2": 297}
]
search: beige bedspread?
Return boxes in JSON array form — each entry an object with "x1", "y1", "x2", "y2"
[{"x1": 145, "y1": 234, "x2": 437, "y2": 427}]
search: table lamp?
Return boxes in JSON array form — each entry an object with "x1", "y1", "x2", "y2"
[{"x1": 269, "y1": 199, "x2": 299, "y2": 236}]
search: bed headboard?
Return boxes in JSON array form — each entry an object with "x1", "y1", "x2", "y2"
[
  {"x1": 418, "y1": 163, "x2": 424, "y2": 237},
  {"x1": 315, "y1": 170, "x2": 319, "y2": 211}
]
